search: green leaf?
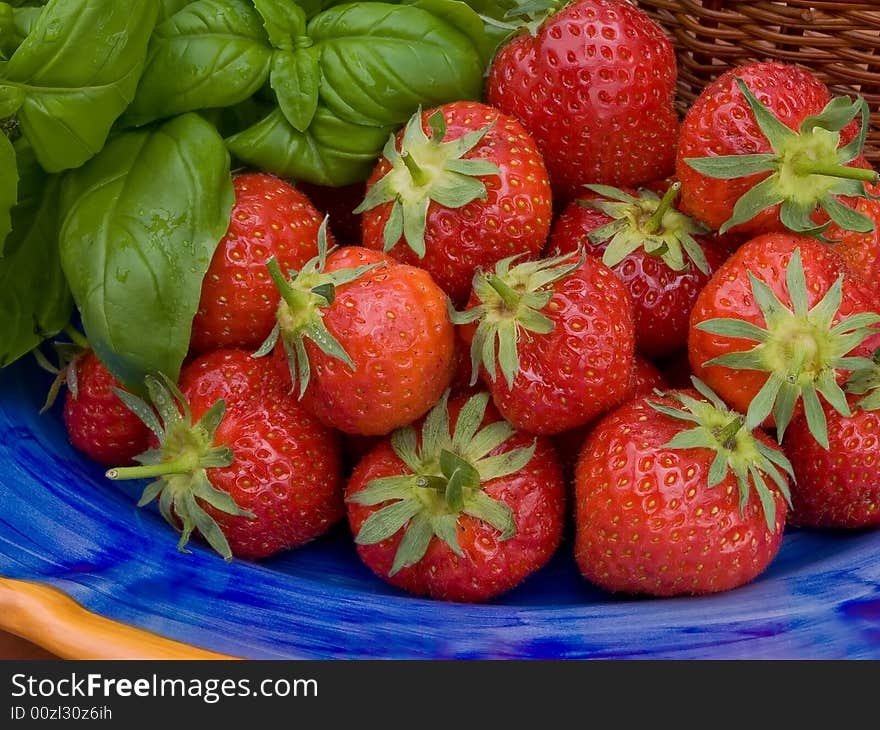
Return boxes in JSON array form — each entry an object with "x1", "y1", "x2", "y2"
[
  {"x1": 355, "y1": 498, "x2": 422, "y2": 545},
  {"x1": 451, "y1": 392, "x2": 490, "y2": 454},
  {"x1": 253, "y1": 0, "x2": 306, "y2": 48},
  {"x1": 801, "y1": 383, "x2": 829, "y2": 449},
  {"x1": 181, "y1": 489, "x2": 233, "y2": 560},
  {"x1": 389, "y1": 512, "x2": 433, "y2": 575},
  {"x1": 430, "y1": 513, "x2": 462, "y2": 556},
  {"x1": 348, "y1": 475, "x2": 417, "y2": 507},
  {"x1": 0, "y1": 170, "x2": 71, "y2": 368},
  {"x1": 113, "y1": 387, "x2": 164, "y2": 442},
  {"x1": 309, "y1": 3, "x2": 484, "y2": 129},
  {"x1": 820, "y1": 194, "x2": 875, "y2": 234},
  {"x1": 734, "y1": 77, "x2": 798, "y2": 151},
  {"x1": 226, "y1": 106, "x2": 392, "y2": 187},
  {"x1": 402, "y1": 0, "x2": 500, "y2": 65},
  {"x1": 692, "y1": 318, "x2": 768, "y2": 343},
  {"x1": 462, "y1": 489, "x2": 514, "y2": 539},
  {"x1": 126, "y1": 0, "x2": 272, "y2": 127},
  {"x1": 0, "y1": 131, "x2": 15, "y2": 253},
  {"x1": 745, "y1": 373, "x2": 784, "y2": 432},
  {"x1": 701, "y1": 350, "x2": 767, "y2": 372},
  {"x1": 464, "y1": 420, "x2": 514, "y2": 461},
  {"x1": 720, "y1": 176, "x2": 786, "y2": 234},
  {"x1": 59, "y1": 114, "x2": 234, "y2": 390},
  {"x1": 440, "y1": 449, "x2": 480, "y2": 510},
  {"x1": 475, "y1": 441, "x2": 536, "y2": 482},
  {"x1": 421, "y1": 391, "x2": 451, "y2": 455},
  {"x1": 0, "y1": 0, "x2": 158, "y2": 172},
  {"x1": 800, "y1": 95, "x2": 861, "y2": 134},
  {"x1": 270, "y1": 46, "x2": 321, "y2": 133},
  {"x1": 684, "y1": 153, "x2": 776, "y2": 180}
]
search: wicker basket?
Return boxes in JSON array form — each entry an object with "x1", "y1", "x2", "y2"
[{"x1": 634, "y1": 0, "x2": 880, "y2": 164}]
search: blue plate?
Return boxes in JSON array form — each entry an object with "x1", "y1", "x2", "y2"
[{"x1": 2, "y1": 358, "x2": 880, "y2": 659}]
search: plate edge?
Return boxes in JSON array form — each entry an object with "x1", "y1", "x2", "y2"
[{"x1": 0, "y1": 576, "x2": 240, "y2": 660}]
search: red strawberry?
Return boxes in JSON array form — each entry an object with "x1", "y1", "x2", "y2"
[
  {"x1": 688, "y1": 233, "x2": 880, "y2": 448},
  {"x1": 574, "y1": 381, "x2": 792, "y2": 596},
  {"x1": 263, "y1": 228, "x2": 455, "y2": 436},
  {"x1": 59, "y1": 349, "x2": 151, "y2": 467},
  {"x1": 782, "y1": 356, "x2": 880, "y2": 528},
  {"x1": 553, "y1": 353, "x2": 667, "y2": 477},
  {"x1": 677, "y1": 61, "x2": 877, "y2": 237},
  {"x1": 107, "y1": 349, "x2": 344, "y2": 560},
  {"x1": 825, "y1": 179, "x2": 880, "y2": 297},
  {"x1": 190, "y1": 173, "x2": 331, "y2": 354},
  {"x1": 486, "y1": 0, "x2": 679, "y2": 201},
  {"x1": 357, "y1": 102, "x2": 552, "y2": 305},
  {"x1": 346, "y1": 392, "x2": 565, "y2": 602},
  {"x1": 454, "y1": 251, "x2": 635, "y2": 435},
  {"x1": 546, "y1": 183, "x2": 730, "y2": 358}
]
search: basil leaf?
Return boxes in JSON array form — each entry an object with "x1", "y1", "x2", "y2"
[
  {"x1": 0, "y1": 130, "x2": 15, "y2": 252},
  {"x1": 0, "y1": 169, "x2": 71, "y2": 368},
  {"x1": 227, "y1": 106, "x2": 392, "y2": 186},
  {"x1": 403, "y1": 0, "x2": 500, "y2": 65},
  {"x1": 0, "y1": 0, "x2": 158, "y2": 173},
  {"x1": 253, "y1": 0, "x2": 306, "y2": 49},
  {"x1": 158, "y1": 0, "x2": 195, "y2": 21},
  {"x1": 310, "y1": 3, "x2": 484, "y2": 128},
  {"x1": 59, "y1": 114, "x2": 234, "y2": 391},
  {"x1": 126, "y1": 0, "x2": 272, "y2": 127},
  {"x1": 271, "y1": 47, "x2": 320, "y2": 133}
]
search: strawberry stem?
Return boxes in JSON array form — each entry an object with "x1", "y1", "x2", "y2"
[
  {"x1": 63, "y1": 326, "x2": 89, "y2": 349},
  {"x1": 715, "y1": 417, "x2": 743, "y2": 450},
  {"x1": 266, "y1": 257, "x2": 310, "y2": 313},
  {"x1": 792, "y1": 160, "x2": 879, "y2": 182},
  {"x1": 643, "y1": 182, "x2": 681, "y2": 235},
  {"x1": 106, "y1": 456, "x2": 197, "y2": 481},
  {"x1": 401, "y1": 152, "x2": 431, "y2": 188},
  {"x1": 486, "y1": 274, "x2": 521, "y2": 311}
]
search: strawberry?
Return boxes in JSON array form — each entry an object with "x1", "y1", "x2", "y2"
[
  {"x1": 574, "y1": 380, "x2": 792, "y2": 597},
  {"x1": 356, "y1": 102, "x2": 552, "y2": 305},
  {"x1": 345, "y1": 392, "x2": 565, "y2": 602},
  {"x1": 486, "y1": 0, "x2": 679, "y2": 201},
  {"x1": 261, "y1": 225, "x2": 455, "y2": 436},
  {"x1": 688, "y1": 234, "x2": 880, "y2": 449},
  {"x1": 189, "y1": 172, "x2": 331, "y2": 354},
  {"x1": 453, "y1": 251, "x2": 635, "y2": 435},
  {"x1": 57, "y1": 348, "x2": 152, "y2": 467},
  {"x1": 546, "y1": 183, "x2": 730, "y2": 358},
  {"x1": 824, "y1": 179, "x2": 880, "y2": 297},
  {"x1": 106, "y1": 349, "x2": 344, "y2": 560},
  {"x1": 677, "y1": 61, "x2": 878, "y2": 237},
  {"x1": 781, "y1": 353, "x2": 880, "y2": 528},
  {"x1": 553, "y1": 352, "x2": 667, "y2": 477}
]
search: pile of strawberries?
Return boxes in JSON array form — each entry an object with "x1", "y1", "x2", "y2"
[{"x1": 51, "y1": 0, "x2": 880, "y2": 603}]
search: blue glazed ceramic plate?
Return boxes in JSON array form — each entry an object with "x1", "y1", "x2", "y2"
[{"x1": 2, "y1": 358, "x2": 880, "y2": 659}]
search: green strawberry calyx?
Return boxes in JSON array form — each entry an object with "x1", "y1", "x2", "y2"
[
  {"x1": 255, "y1": 217, "x2": 381, "y2": 397},
  {"x1": 648, "y1": 377, "x2": 794, "y2": 532},
  {"x1": 580, "y1": 182, "x2": 711, "y2": 274},
  {"x1": 449, "y1": 250, "x2": 583, "y2": 389},
  {"x1": 695, "y1": 248, "x2": 880, "y2": 449},
  {"x1": 352, "y1": 107, "x2": 501, "y2": 258},
  {"x1": 347, "y1": 391, "x2": 534, "y2": 576},
  {"x1": 685, "y1": 78, "x2": 879, "y2": 236},
  {"x1": 478, "y1": 0, "x2": 563, "y2": 37},
  {"x1": 32, "y1": 325, "x2": 90, "y2": 413},
  {"x1": 105, "y1": 374, "x2": 252, "y2": 561},
  {"x1": 845, "y1": 348, "x2": 880, "y2": 411}
]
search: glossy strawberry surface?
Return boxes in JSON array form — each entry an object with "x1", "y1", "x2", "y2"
[
  {"x1": 361, "y1": 101, "x2": 552, "y2": 306},
  {"x1": 346, "y1": 398, "x2": 565, "y2": 602},
  {"x1": 178, "y1": 349, "x2": 344, "y2": 560},
  {"x1": 462, "y1": 254, "x2": 635, "y2": 435},
  {"x1": 547, "y1": 196, "x2": 729, "y2": 358},
  {"x1": 783, "y1": 399, "x2": 880, "y2": 528},
  {"x1": 190, "y1": 173, "x2": 331, "y2": 354},
  {"x1": 279, "y1": 247, "x2": 455, "y2": 436},
  {"x1": 689, "y1": 234, "x2": 877, "y2": 422},
  {"x1": 63, "y1": 351, "x2": 151, "y2": 467},
  {"x1": 574, "y1": 393, "x2": 788, "y2": 596},
  {"x1": 486, "y1": 0, "x2": 678, "y2": 201}
]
